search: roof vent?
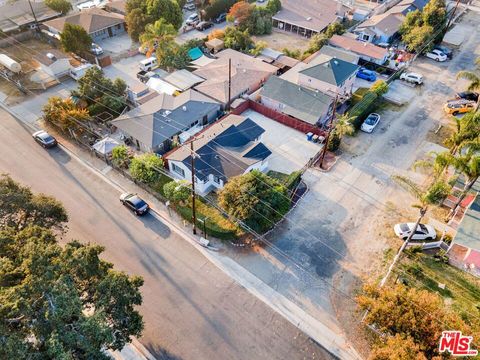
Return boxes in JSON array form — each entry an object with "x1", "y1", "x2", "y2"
[
  {"x1": 333, "y1": 60, "x2": 339, "y2": 65},
  {"x1": 46, "y1": 52, "x2": 57, "y2": 61},
  {"x1": 182, "y1": 105, "x2": 187, "y2": 111},
  {"x1": 306, "y1": 17, "x2": 312, "y2": 21}
]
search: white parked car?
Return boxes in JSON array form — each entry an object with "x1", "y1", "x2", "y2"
[
  {"x1": 425, "y1": 49, "x2": 447, "y2": 62},
  {"x1": 360, "y1": 113, "x2": 380, "y2": 133},
  {"x1": 394, "y1": 223, "x2": 437, "y2": 241},
  {"x1": 400, "y1": 72, "x2": 423, "y2": 85},
  {"x1": 91, "y1": 42, "x2": 103, "y2": 55},
  {"x1": 186, "y1": 13, "x2": 200, "y2": 25}
]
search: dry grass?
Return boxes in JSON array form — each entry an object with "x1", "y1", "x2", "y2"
[{"x1": 252, "y1": 30, "x2": 310, "y2": 52}]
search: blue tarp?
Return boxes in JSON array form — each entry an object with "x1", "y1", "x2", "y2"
[{"x1": 188, "y1": 47, "x2": 203, "y2": 60}]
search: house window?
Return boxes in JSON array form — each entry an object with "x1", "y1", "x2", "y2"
[
  {"x1": 172, "y1": 163, "x2": 185, "y2": 177},
  {"x1": 361, "y1": 34, "x2": 370, "y2": 41},
  {"x1": 116, "y1": 24, "x2": 121, "y2": 29},
  {"x1": 213, "y1": 175, "x2": 221, "y2": 184}
]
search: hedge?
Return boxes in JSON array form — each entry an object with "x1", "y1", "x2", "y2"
[{"x1": 349, "y1": 91, "x2": 379, "y2": 129}]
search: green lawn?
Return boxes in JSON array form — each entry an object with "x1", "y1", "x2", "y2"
[
  {"x1": 267, "y1": 170, "x2": 302, "y2": 191},
  {"x1": 397, "y1": 253, "x2": 480, "y2": 326}
]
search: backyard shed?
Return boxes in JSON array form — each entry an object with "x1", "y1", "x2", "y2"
[{"x1": 205, "y1": 38, "x2": 224, "y2": 53}]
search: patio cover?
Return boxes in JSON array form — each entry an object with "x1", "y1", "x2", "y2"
[
  {"x1": 92, "y1": 137, "x2": 120, "y2": 155},
  {"x1": 190, "y1": 55, "x2": 215, "y2": 68},
  {"x1": 146, "y1": 77, "x2": 181, "y2": 95}
]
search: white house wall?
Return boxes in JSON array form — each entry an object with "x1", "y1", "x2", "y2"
[{"x1": 298, "y1": 72, "x2": 357, "y2": 97}]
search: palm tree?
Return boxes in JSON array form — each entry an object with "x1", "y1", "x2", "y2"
[
  {"x1": 381, "y1": 176, "x2": 432, "y2": 287},
  {"x1": 437, "y1": 149, "x2": 480, "y2": 220},
  {"x1": 444, "y1": 111, "x2": 480, "y2": 154},
  {"x1": 456, "y1": 57, "x2": 480, "y2": 92},
  {"x1": 334, "y1": 113, "x2": 355, "y2": 138},
  {"x1": 140, "y1": 19, "x2": 177, "y2": 59}
]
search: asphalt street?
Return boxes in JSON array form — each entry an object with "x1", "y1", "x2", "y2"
[{"x1": 0, "y1": 109, "x2": 334, "y2": 360}]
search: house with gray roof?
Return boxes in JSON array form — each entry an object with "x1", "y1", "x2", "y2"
[
  {"x1": 259, "y1": 76, "x2": 334, "y2": 126},
  {"x1": 297, "y1": 57, "x2": 359, "y2": 96},
  {"x1": 111, "y1": 89, "x2": 221, "y2": 154},
  {"x1": 165, "y1": 114, "x2": 271, "y2": 194}
]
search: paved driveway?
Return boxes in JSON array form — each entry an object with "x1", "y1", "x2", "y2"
[
  {"x1": 97, "y1": 32, "x2": 134, "y2": 55},
  {"x1": 242, "y1": 109, "x2": 322, "y2": 174}
]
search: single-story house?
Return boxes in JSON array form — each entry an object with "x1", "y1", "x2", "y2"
[
  {"x1": 111, "y1": 89, "x2": 221, "y2": 153},
  {"x1": 43, "y1": 8, "x2": 125, "y2": 42},
  {"x1": 297, "y1": 57, "x2": 359, "y2": 96},
  {"x1": 0, "y1": 0, "x2": 59, "y2": 33},
  {"x1": 165, "y1": 114, "x2": 272, "y2": 194},
  {"x1": 315, "y1": 45, "x2": 360, "y2": 65},
  {"x1": 163, "y1": 69, "x2": 205, "y2": 92},
  {"x1": 33, "y1": 49, "x2": 72, "y2": 79},
  {"x1": 329, "y1": 34, "x2": 389, "y2": 65},
  {"x1": 193, "y1": 48, "x2": 278, "y2": 106},
  {"x1": 104, "y1": 0, "x2": 126, "y2": 15},
  {"x1": 354, "y1": 12, "x2": 405, "y2": 44},
  {"x1": 260, "y1": 76, "x2": 334, "y2": 126},
  {"x1": 272, "y1": 0, "x2": 349, "y2": 37}
]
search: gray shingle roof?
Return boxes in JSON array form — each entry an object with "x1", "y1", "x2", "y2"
[
  {"x1": 299, "y1": 58, "x2": 359, "y2": 86},
  {"x1": 260, "y1": 76, "x2": 334, "y2": 125}
]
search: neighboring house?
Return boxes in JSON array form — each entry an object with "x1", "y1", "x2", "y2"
[
  {"x1": 448, "y1": 189, "x2": 480, "y2": 278},
  {"x1": 389, "y1": 0, "x2": 429, "y2": 16},
  {"x1": 163, "y1": 69, "x2": 205, "y2": 92},
  {"x1": 43, "y1": 8, "x2": 125, "y2": 42},
  {"x1": 260, "y1": 76, "x2": 334, "y2": 126},
  {"x1": 329, "y1": 34, "x2": 389, "y2": 65},
  {"x1": 165, "y1": 114, "x2": 272, "y2": 194},
  {"x1": 272, "y1": 0, "x2": 348, "y2": 37},
  {"x1": 257, "y1": 48, "x2": 300, "y2": 73},
  {"x1": 111, "y1": 90, "x2": 221, "y2": 153},
  {"x1": 297, "y1": 57, "x2": 359, "y2": 96},
  {"x1": 0, "y1": 0, "x2": 59, "y2": 33},
  {"x1": 104, "y1": 0, "x2": 126, "y2": 15},
  {"x1": 193, "y1": 48, "x2": 278, "y2": 106},
  {"x1": 354, "y1": 12, "x2": 405, "y2": 44},
  {"x1": 33, "y1": 49, "x2": 72, "y2": 79},
  {"x1": 316, "y1": 45, "x2": 360, "y2": 65}
]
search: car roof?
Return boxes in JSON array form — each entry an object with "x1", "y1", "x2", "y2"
[{"x1": 127, "y1": 195, "x2": 146, "y2": 207}]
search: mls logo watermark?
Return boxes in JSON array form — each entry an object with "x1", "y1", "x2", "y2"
[{"x1": 439, "y1": 331, "x2": 478, "y2": 356}]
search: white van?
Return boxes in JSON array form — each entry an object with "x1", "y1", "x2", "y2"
[
  {"x1": 139, "y1": 57, "x2": 157, "y2": 71},
  {"x1": 69, "y1": 63, "x2": 99, "y2": 81}
]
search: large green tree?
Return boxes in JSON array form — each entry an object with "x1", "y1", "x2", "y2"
[
  {"x1": 223, "y1": 26, "x2": 253, "y2": 52},
  {"x1": 0, "y1": 177, "x2": 144, "y2": 359},
  {"x1": 45, "y1": 0, "x2": 72, "y2": 15},
  {"x1": 218, "y1": 170, "x2": 290, "y2": 233},
  {"x1": 60, "y1": 23, "x2": 92, "y2": 55},
  {"x1": 126, "y1": 8, "x2": 153, "y2": 42},
  {"x1": 42, "y1": 97, "x2": 91, "y2": 133},
  {"x1": 146, "y1": 0, "x2": 183, "y2": 30},
  {"x1": 129, "y1": 153, "x2": 165, "y2": 184}
]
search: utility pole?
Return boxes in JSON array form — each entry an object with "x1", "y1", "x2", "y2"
[
  {"x1": 227, "y1": 57, "x2": 232, "y2": 111},
  {"x1": 190, "y1": 141, "x2": 197, "y2": 235},
  {"x1": 446, "y1": 0, "x2": 461, "y2": 31},
  {"x1": 318, "y1": 94, "x2": 339, "y2": 169},
  {"x1": 27, "y1": 0, "x2": 40, "y2": 32}
]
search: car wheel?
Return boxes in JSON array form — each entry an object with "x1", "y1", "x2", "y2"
[
  {"x1": 453, "y1": 111, "x2": 458, "y2": 115},
  {"x1": 402, "y1": 236, "x2": 408, "y2": 240},
  {"x1": 426, "y1": 237, "x2": 433, "y2": 240},
  {"x1": 435, "y1": 58, "x2": 440, "y2": 62}
]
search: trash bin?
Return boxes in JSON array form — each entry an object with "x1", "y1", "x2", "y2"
[
  {"x1": 312, "y1": 134, "x2": 319, "y2": 143},
  {"x1": 306, "y1": 132, "x2": 313, "y2": 141}
]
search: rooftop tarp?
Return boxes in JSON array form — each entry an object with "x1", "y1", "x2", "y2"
[
  {"x1": 92, "y1": 137, "x2": 120, "y2": 155},
  {"x1": 188, "y1": 47, "x2": 203, "y2": 60}
]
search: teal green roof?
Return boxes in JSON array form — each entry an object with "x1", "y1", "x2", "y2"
[
  {"x1": 299, "y1": 57, "x2": 359, "y2": 86},
  {"x1": 188, "y1": 47, "x2": 203, "y2": 60}
]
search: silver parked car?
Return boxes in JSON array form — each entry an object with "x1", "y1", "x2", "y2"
[{"x1": 394, "y1": 223, "x2": 437, "y2": 240}]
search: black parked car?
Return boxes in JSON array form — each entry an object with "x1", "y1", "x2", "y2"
[
  {"x1": 214, "y1": 13, "x2": 227, "y2": 23},
  {"x1": 434, "y1": 45, "x2": 453, "y2": 59},
  {"x1": 33, "y1": 130, "x2": 57, "y2": 148},
  {"x1": 456, "y1": 91, "x2": 479, "y2": 102},
  {"x1": 196, "y1": 21, "x2": 214, "y2": 31},
  {"x1": 120, "y1": 193, "x2": 150, "y2": 216}
]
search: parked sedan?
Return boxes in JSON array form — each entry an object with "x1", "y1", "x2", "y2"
[
  {"x1": 456, "y1": 91, "x2": 479, "y2": 102},
  {"x1": 356, "y1": 68, "x2": 377, "y2": 82},
  {"x1": 400, "y1": 72, "x2": 423, "y2": 85},
  {"x1": 425, "y1": 49, "x2": 447, "y2": 62},
  {"x1": 119, "y1": 193, "x2": 150, "y2": 216},
  {"x1": 360, "y1": 113, "x2": 380, "y2": 133},
  {"x1": 434, "y1": 45, "x2": 453, "y2": 59},
  {"x1": 32, "y1": 130, "x2": 57, "y2": 148},
  {"x1": 394, "y1": 223, "x2": 437, "y2": 241},
  {"x1": 196, "y1": 21, "x2": 214, "y2": 31},
  {"x1": 214, "y1": 13, "x2": 227, "y2": 23}
]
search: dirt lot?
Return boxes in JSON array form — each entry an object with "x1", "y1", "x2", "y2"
[
  {"x1": 252, "y1": 30, "x2": 309, "y2": 52},
  {"x1": 226, "y1": 8, "x2": 480, "y2": 357}
]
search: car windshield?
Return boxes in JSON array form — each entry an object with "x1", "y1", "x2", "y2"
[
  {"x1": 419, "y1": 224, "x2": 428, "y2": 233},
  {"x1": 129, "y1": 196, "x2": 147, "y2": 209},
  {"x1": 365, "y1": 115, "x2": 377, "y2": 125},
  {"x1": 400, "y1": 224, "x2": 409, "y2": 232}
]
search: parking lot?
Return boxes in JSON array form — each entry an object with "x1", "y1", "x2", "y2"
[{"x1": 242, "y1": 109, "x2": 322, "y2": 174}]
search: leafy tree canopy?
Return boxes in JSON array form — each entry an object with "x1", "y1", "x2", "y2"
[
  {"x1": 218, "y1": 170, "x2": 290, "y2": 233},
  {"x1": 223, "y1": 26, "x2": 253, "y2": 52},
  {"x1": 129, "y1": 153, "x2": 164, "y2": 184},
  {"x1": 112, "y1": 145, "x2": 131, "y2": 168},
  {"x1": 265, "y1": 0, "x2": 281, "y2": 14},
  {"x1": 42, "y1": 97, "x2": 91, "y2": 133},
  {"x1": 163, "y1": 180, "x2": 190, "y2": 205},
  {"x1": 45, "y1": 0, "x2": 72, "y2": 15},
  {"x1": 0, "y1": 178, "x2": 144, "y2": 359},
  {"x1": 60, "y1": 23, "x2": 92, "y2": 55}
]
